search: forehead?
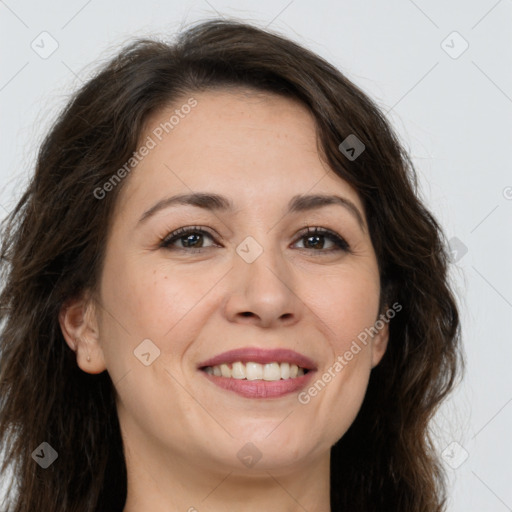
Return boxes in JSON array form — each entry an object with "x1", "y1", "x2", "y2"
[
  {"x1": 114, "y1": 88, "x2": 363, "y2": 222},
  {"x1": 145, "y1": 87, "x2": 318, "y2": 150}
]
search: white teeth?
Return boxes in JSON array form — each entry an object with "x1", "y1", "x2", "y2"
[
  {"x1": 220, "y1": 363, "x2": 231, "y2": 378},
  {"x1": 280, "y1": 362, "x2": 290, "y2": 379},
  {"x1": 263, "y1": 362, "x2": 281, "y2": 381},
  {"x1": 245, "y1": 362, "x2": 263, "y2": 380},
  {"x1": 231, "y1": 361, "x2": 245, "y2": 379},
  {"x1": 203, "y1": 361, "x2": 306, "y2": 381}
]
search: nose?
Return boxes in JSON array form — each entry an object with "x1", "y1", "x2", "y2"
[{"x1": 222, "y1": 240, "x2": 302, "y2": 329}]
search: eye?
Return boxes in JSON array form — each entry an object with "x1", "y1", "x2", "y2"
[
  {"x1": 293, "y1": 226, "x2": 351, "y2": 253},
  {"x1": 160, "y1": 226, "x2": 217, "y2": 252},
  {"x1": 160, "y1": 225, "x2": 351, "y2": 254}
]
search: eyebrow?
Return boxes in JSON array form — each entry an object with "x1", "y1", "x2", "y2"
[{"x1": 137, "y1": 192, "x2": 365, "y2": 231}]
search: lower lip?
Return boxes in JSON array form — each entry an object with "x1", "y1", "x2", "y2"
[{"x1": 200, "y1": 370, "x2": 315, "y2": 398}]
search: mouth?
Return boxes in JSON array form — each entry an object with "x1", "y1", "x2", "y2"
[
  {"x1": 201, "y1": 361, "x2": 310, "y2": 380},
  {"x1": 197, "y1": 347, "x2": 316, "y2": 399}
]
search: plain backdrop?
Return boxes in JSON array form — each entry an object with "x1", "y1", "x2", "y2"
[{"x1": 1, "y1": 1, "x2": 511, "y2": 510}]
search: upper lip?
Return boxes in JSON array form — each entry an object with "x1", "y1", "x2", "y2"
[{"x1": 197, "y1": 347, "x2": 317, "y2": 371}]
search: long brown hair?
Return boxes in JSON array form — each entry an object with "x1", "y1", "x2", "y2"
[{"x1": 0, "y1": 18, "x2": 462, "y2": 511}]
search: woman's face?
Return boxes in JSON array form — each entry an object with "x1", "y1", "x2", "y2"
[{"x1": 66, "y1": 89, "x2": 388, "y2": 476}]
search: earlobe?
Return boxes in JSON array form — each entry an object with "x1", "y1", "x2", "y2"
[
  {"x1": 58, "y1": 294, "x2": 107, "y2": 374},
  {"x1": 370, "y1": 316, "x2": 390, "y2": 369}
]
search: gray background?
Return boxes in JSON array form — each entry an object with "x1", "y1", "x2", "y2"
[{"x1": 1, "y1": 0, "x2": 511, "y2": 510}]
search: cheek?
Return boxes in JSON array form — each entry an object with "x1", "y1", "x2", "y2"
[
  {"x1": 98, "y1": 256, "x2": 233, "y2": 389},
  {"x1": 102, "y1": 255, "x2": 210, "y2": 341},
  {"x1": 99, "y1": 259, "x2": 208, "y2": 426},
  {"x1": 308, "y1": 265, "x2": 381, "y2": 351}
]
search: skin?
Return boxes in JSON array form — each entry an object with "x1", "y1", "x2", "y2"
[{"x1": 59, "y1": 88, "x2": 389, "y2": 512}]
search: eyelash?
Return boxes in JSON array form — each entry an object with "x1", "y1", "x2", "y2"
[{"x1": 159, "y1": 225, "x2": 351, "y2": 255}]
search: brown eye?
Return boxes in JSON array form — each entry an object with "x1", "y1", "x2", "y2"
[
  {"x1": 294, "y1": 227, "x2": 350, "y2": 253},
  {"x1": 161, "y1": 227, "x2": 217, "y2": 251}
]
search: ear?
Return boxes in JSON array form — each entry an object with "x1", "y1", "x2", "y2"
[
  {"x1": 59, "y1": 292, "x2": 107, "y2": 374},
  {"x1": 370, "y1": 310, "x2": 390, "y2": 369}
]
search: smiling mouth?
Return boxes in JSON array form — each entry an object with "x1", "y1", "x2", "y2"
[{"x1": 201, "y1": 361, "x2": 309, "y2": 381}]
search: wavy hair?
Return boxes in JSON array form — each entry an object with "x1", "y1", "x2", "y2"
[{"x1": 0, "y1": 18, "x2": 462, "y2": 512}]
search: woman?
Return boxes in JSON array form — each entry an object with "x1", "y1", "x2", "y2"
[{"x1": 0, "y1": 18, "x2": 462, "y2": 512}]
